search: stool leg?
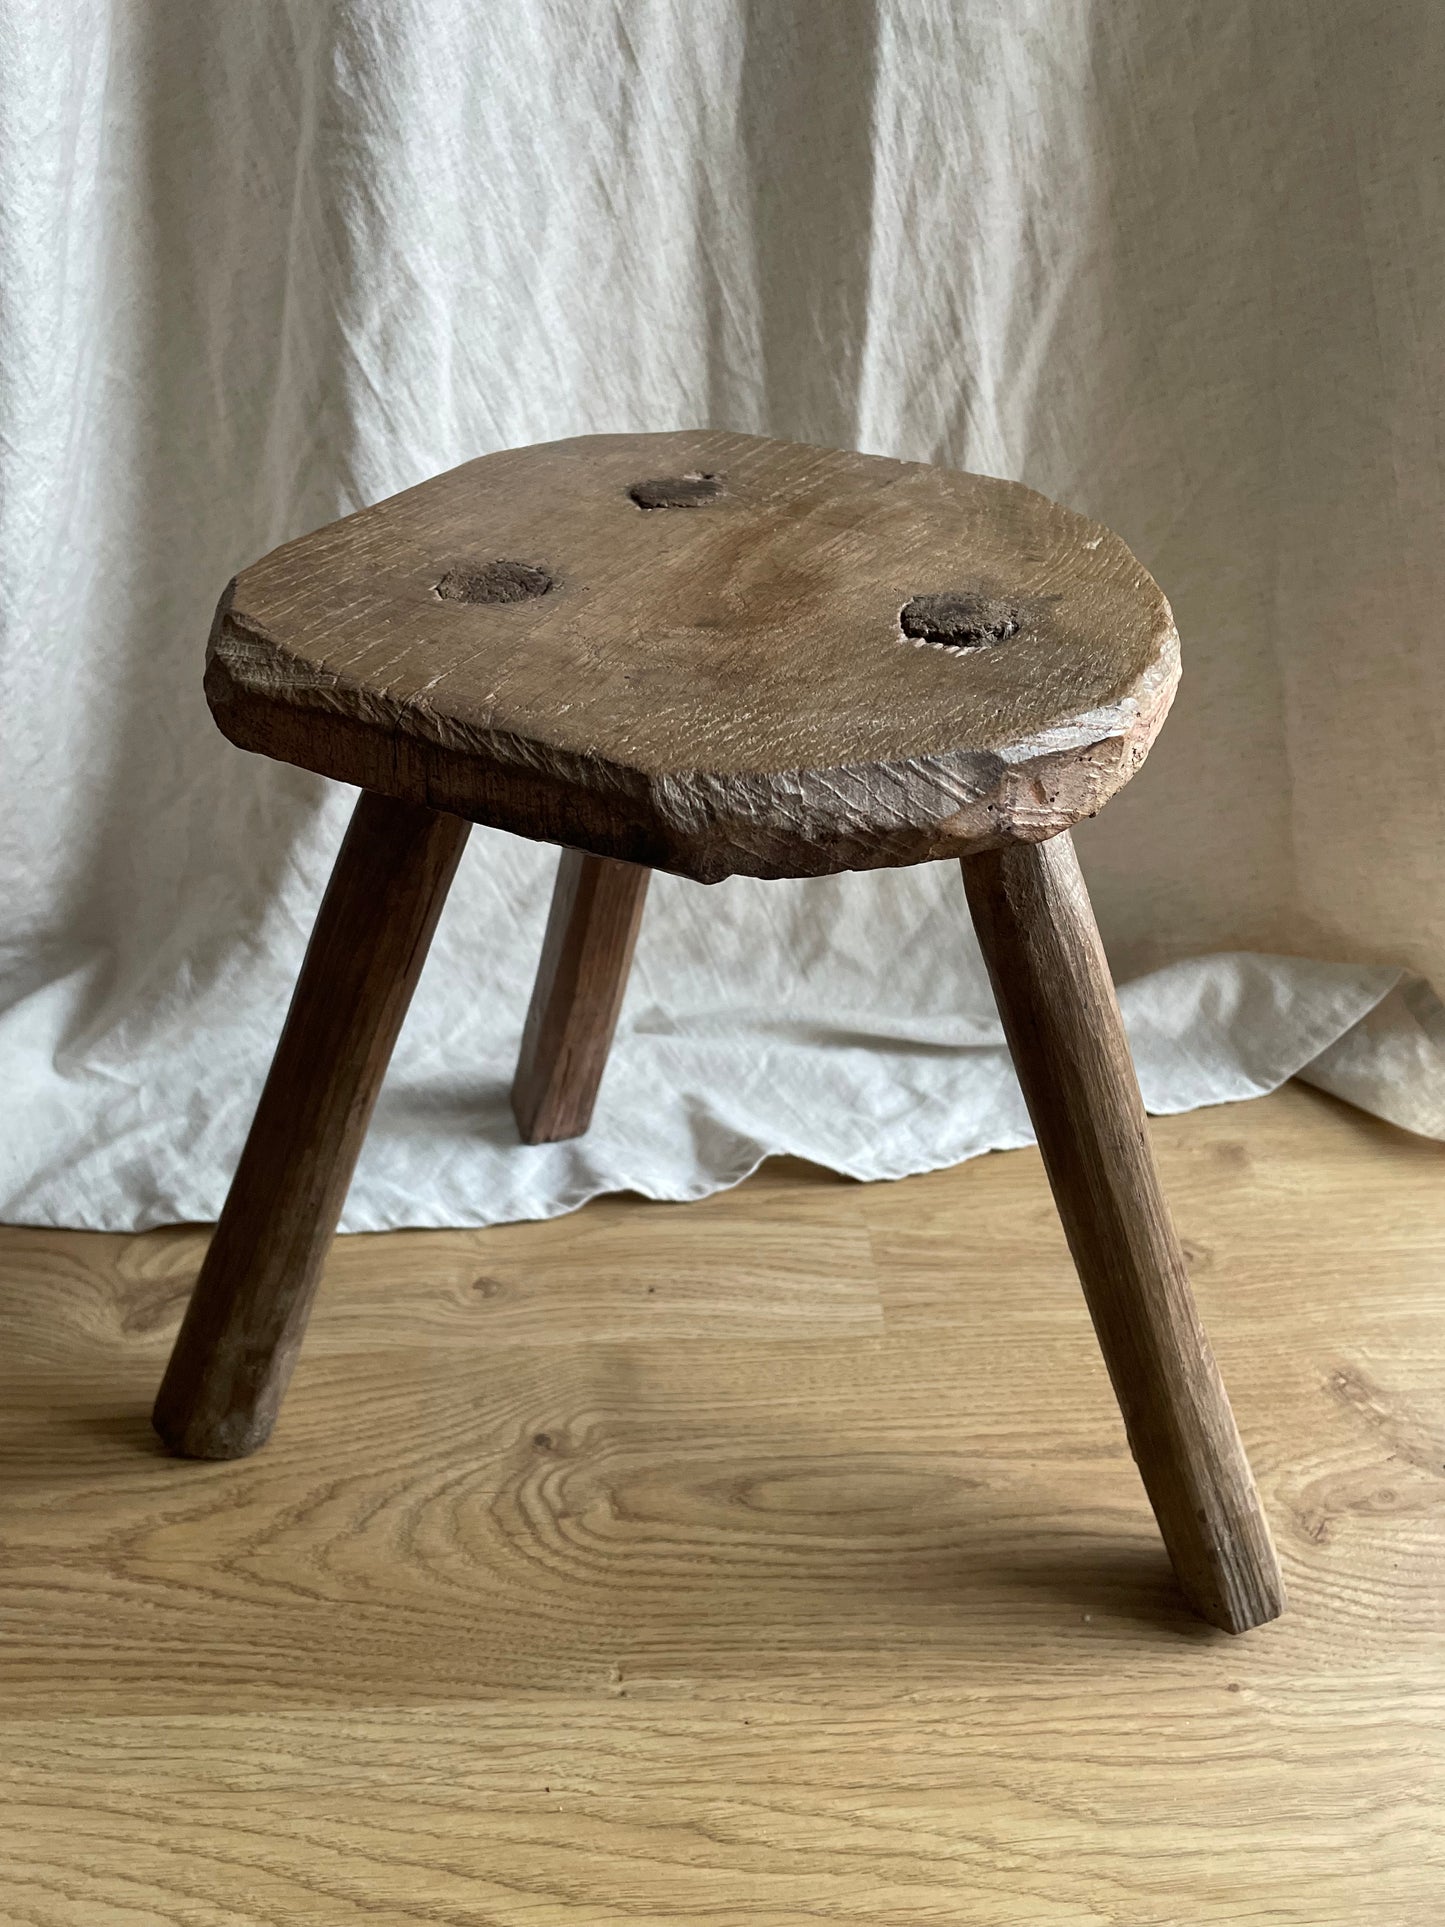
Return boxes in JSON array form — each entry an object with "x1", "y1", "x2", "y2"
[
  {"x1": 960, "y1": 833, "x2": 1284, "y2": 1632},
  {"x1": 153, "y1": 791, "x2": 470, "y2": 1460},
  {"x1": 511, "y1": 849, "x2": 650, "y2": 1144}
]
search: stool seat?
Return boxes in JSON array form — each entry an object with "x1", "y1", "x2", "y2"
[{"x1": 208, "y1": 430, "x2": 1178, "y2": 881}]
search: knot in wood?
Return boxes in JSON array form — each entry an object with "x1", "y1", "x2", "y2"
[
  {"x1": 900, "y1": 591, "x2": 1021, "y2": 650},
  {"x1": 628, "y1": 472, "x2": 726, "y2": 510},
  {"x1": 435, "y1": 560, "x2": 554, "y2": 605}
]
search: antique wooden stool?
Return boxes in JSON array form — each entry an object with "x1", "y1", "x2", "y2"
[{"x1": 154, "y1": 430, "x2": 1283, "y2": 1632}]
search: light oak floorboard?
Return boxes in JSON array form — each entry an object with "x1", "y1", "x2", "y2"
[{"x1": 1, "y1": 1083, "x2": 1442, "y2": 1923}]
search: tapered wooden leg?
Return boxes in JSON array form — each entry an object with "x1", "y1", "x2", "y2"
[
  {"x1": 153, "y1": 791, "x2": 471, "y2": 1460},
  {"x1": 511, "y1": 849, "x2": 650, "y2": 1144},
  {"x1": 961, "y1": 833, "x2": 1284, "y2": 1632}
]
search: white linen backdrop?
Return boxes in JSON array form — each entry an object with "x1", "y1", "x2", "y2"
[{"x1": 1, "y1": 0, "x2": 1442, "y2": 1232}]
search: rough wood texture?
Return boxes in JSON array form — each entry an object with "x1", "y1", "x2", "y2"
[
  {"x1": 4, "y1": 1087, "x2": 1443, "y2": 1923},
  {"x1": 205, "y1": 431, "x2": 1179, "y2": 882},
  {"x1": 152, "y1": 791, "x2": 470, "y2": 1459},
  {"x1": 512, "y1": 849, "x2": 650, "y2": 1144},
  {"x1": 962, "y1": 833, "x2": 1285, "y2": 1632}
]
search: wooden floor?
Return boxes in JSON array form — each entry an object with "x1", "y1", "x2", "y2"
[{"x1": 2, "y1": 1082, "x2": 1443, "y2": 1924}]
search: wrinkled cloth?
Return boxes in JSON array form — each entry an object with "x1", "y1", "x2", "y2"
[{"x1": 1, "y1": 0, "x2": 1442, "y2": 1234}]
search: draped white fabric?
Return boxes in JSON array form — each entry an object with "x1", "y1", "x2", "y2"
[{"x1": 2, "y1": 0, "x2": 1442, "y2": 1233}]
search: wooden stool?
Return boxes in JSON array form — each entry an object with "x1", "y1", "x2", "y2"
[{"x1": 155, "y1": 431, "x2": 1284, "y2": 1633}]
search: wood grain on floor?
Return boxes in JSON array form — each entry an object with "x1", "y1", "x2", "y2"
[{"x1": 1, "y1": 1083, "x2": 1442, "y2": 1924}]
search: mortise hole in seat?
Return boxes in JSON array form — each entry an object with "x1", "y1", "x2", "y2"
[
  {"x1": 900, "y1": 591, "x2": 1022, "y2": 650},
  {"x1": 435, "y1": 560, "x2": 554, "y2": 604},
  {"x1": 628, "y1": 471, "x2": 727, "y2": 510}
]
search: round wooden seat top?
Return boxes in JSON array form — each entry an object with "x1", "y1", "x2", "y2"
[{"x1": 207, "y1": 430, "x2": 1178, "y2": 882}]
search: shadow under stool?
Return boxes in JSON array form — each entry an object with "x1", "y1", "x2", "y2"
[{"x1": 153, "y1": 430, "x2": 1284, "y2": 1634}]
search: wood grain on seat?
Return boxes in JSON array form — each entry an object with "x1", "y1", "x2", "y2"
[{"x1": 206, "y1": 431, "x2": 1178, "y2": 882}]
